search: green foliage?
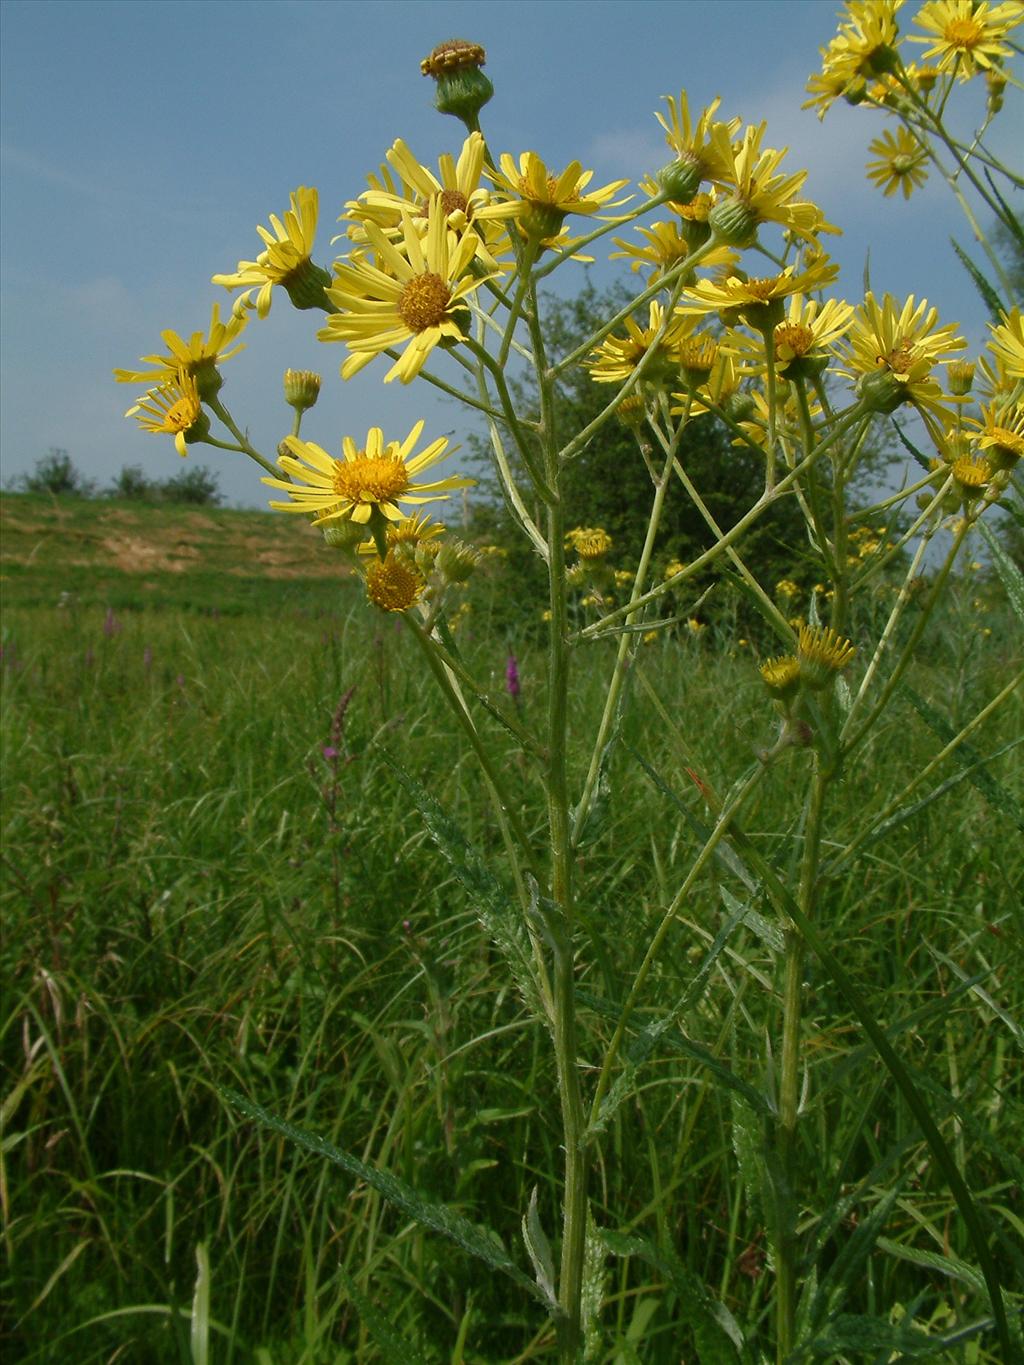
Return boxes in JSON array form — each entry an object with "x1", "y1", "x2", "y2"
[
  {"x1": 107, "y1": 463, "x2": 155, "y2": 500},
  {"x1": 159, "y1": 463, "x2": 223, "y2": 506},
  {"x1": 2, "y1": 499, "x2": 1021, "y2": 1361},
  {"x1": 468, "y1": 281, "x2": 825, "y2": 611},
  {"x1": 17, "y1": 448, "x2": 96, "y2": 497}
]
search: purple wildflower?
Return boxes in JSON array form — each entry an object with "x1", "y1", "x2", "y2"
[{"x1": 506, "y1": 653, "x2": 521, "y2": 703}]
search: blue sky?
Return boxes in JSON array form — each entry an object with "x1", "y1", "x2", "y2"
[{"x1": 1, "y1": 0, "x2": 1020, "y2": 506}]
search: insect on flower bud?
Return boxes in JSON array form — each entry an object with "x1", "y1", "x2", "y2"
[{"x1": 421, "y1": 39, "x2": 494, "y2": 124}]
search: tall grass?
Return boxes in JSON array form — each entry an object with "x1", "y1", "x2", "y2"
[{"x1": 2, "y1": 533, "x2": 1021, "y2": 1361}]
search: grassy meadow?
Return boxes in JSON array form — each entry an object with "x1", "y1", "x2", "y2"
[{"x1": 2, "y1": 492, "x2": 1022, "y2": 1363}]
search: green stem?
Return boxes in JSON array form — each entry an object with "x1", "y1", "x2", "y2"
[
  {"x1": 206, "y1": 395, "x2": 278, "y2": 476},
  {"x1": 775, "y1": 765, "x2": 828, "y2": 1364},
  {"x1": 572, "y1": 434, "x2": 679, "y2": 846},
  {"x1": 523, "y1": 272, "x2": 587, "y2": 1363},
  {"x1": 408, "y1": 620, "x2": 540, "y2": 906},
  {"x1": 842, "y1": 518, "x2": 970, "y2": 755}
]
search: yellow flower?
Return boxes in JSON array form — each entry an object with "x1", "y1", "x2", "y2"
[
  {"x1": 113, "y1": 304, "x2": 247, "y2": 396},
  {"x1": 321, "y1": 209, "x2": 490, "y2": 383},
  {"x1": 359, "y1": 511, "x2": 447, "y2": 554},
  {"x1": 610, "y1": 218, "x2": 738, "y2": 283},
  {"x1": 776, "y1": 578, "x2": 801, "y2": 599},
  {"x1": 710, "y1": 123, "x2": 841, "y2": 243},
  {"x1": 262, "y1": 421, "x2": 471, "y2": 526},
  {"x1": 969, "y1": 399, "x2": 1024, "y2": 466},
  {"x1": 212, "y1": 186, "x2": 327, "y2": 318},
  {"x1": 866, "y1": 127, "x2": 929, "y2": 198},
  {"x1": 365, "y1": 554, "x2": 425, "y2": 612},
  {"x1": 567, "y1": 526, "x2": 613, "y2": 559},
  {"x1": 490, "y1": 151, "x2": 630, "y2": 240},
  {"x1": 804, "y1": 1, "x2": 906, "y2": 118},
  {"x1": 798, "y1": 624, "x2": 855, "y2": 687},
  {"x1": 727, "y1": 294, "x2": 854, "y2": 375},
  {"x1": 840, "y1": 292, "x2": 965, "y2": 418},
  {"x1": 586, "y1": 301, "x2": 696, "y2": 386},
  {"x1": 653, "y1": 92, "x2": 739, "y2": 199},
  {"x1": 951, "y1": 452, "x2": 992, "y2": 492},
  {"x1": 677, "y1": 259, "x2": 840, "y2": 320},
  {"x1": 908, "y1": 0, "x2": 1023, "y2": 80},
  {"x1": 760, "y1": 654, "x2": 802, "y2": 696},
  {"x1": 124, "y1": 369, "x2": 204, "y2": 457},
  {"x1": 675, "y1": 351, "x2": 747, "y2": 418},
  {"x1": 347, "y1": 133, "x2": 519, "y2": 269},
  {"x1": 986, "y1": 307, "x2": 1024, "y2": 380}
]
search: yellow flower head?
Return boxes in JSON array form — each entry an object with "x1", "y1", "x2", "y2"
[
  {"x1": 710, "y1": 123, "x2": 840, "y2": 243},
  {"x1": 124, "y1": 369, "x2": 204, "y2": 458},
  {"x1": 804, "y1": 1, "x2": 906, "y2": 117},
  {"x1": 653, "y1": 92, "x2": 739, "y2": 198},
  {"x1": 359, "y1": 512, "x2": 447, "y2": 555},
  {"x1": 677, "y1": 258, "x2": 840, "y2": 320},
  {"x1": 610, "y1": 214, "x2": 739, "y2": 282},
  {"x1": 866, "y1": 127, "x2": 929, "y2": 199},
  {"x1": 212, "y1": 186, "x2": 326, "y2": 318},
  {"x1": 760, "y1": 654, "x2": 802, "y2": 697},
  {"x1": 262, "y1": 421, "x2": 471, "y2": 526},
  {"x1": 347, "y1": 133, "x2": 519, "y2": 269},
  {"x1": 365, "y1": 553, "x2": 425, "y2": 613},
  {"x1": 586, "y1": 301, "x2": 696, "y2": 386},
  {"x1": 908, "y1": 0, "x2": 1023, "y2": 80},
  {"x1": 798, "y1": 624, "x2": 855, "y2": 687},
  {"x1": 969, "y1": 399, "x2": 1024, "y2": 467},
  {"x1": 491, "y1": 151, "x2": 630, "y2": 240},
  {"x1": 986, "y1": 307, "x2": 1024, "y2": 381},
  {"x1": 840, "y1": 292, "x2": 965, "y2": 419},
  {"x1": 113, "y1": 304, "x2": 247, "y2": 397},
  {"x1": 726, "y1": 294, "x2": 854, "y2": 375},
  {"x1": 567, "y1": 526, "x2": 613, "y2": 560},
  {"x1": 321, "y1": 208, "x2": 491, "y2": 383},
  {"x1": 951, "y1": 452, "x2": 993, "y2": 492}
]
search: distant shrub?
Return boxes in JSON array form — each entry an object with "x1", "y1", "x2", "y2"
[
  {"x1": 160, "y1": 465, "x2": 223, "y2": 506},
  {"x1": 19, "y1": 449, "x2": 95, "y2": 497},
  {"x1": 108, "y1": 464, "x2": 155, "y2": 500}
]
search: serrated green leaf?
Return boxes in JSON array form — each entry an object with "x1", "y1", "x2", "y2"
[
  {"x1": 730, "y1": 1090, "x2": 768, "y2": 1221},
  {"x1": 602, "y1": 1230, "x2": 745, "y2": 1363},
  {"x1": 379, "y1": 749, "x2": 545, "y2": 1023},
  {"x1": 979, "y1": 517, "x2": 1024, "y2": 629},
  {"x1": 891, "y1": 417, "x2": 934, "y2": 473},
  {"x1": 950, "y1": 237, "x2": 1004, "y2": 322},
  {"x1": 582, "y1": 1209, "x2": 608, "y2": 1365},
  {"x1": 810, "y1": 1188, "x2": 899, "y2": 1331},
  {"x1": 805, "y1": 1311, "x2": 944, "y2": 1358},
  {"x1": 222, "y1": 1089, "x2": 545, "y2": 1303},
  {"x1": 875, "y1": 1236, "x2": 986, "y2": 1293},
  {"x1": 720, "y1": 885, "x2": 784, "y2": 953},
  {"x1": 336, "y1": 1263, "x2": 431, "y2": 1365}
]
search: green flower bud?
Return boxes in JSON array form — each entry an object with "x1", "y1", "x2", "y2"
[
  {"x1": 421, "y1": 40, "x2": 493, "y2": 125},
  {"x1": 656, "y1": 154, "x2": 703, "y2": 205},
  {"x1": 858, "y1": 368, "x2": 907, "y2": 414},
  {"x1": 283, "y1": 369, "x2": 322, "y2": 412},
  {"x1": 321, "y1": 521, "x2": 365, "y2": 552},
  {"x1": 282, "y1": 260, "x2": 333, "y2": 312},
  {"x1": 709, "y1": 194, "x2": 759, "y2": 248},
  {"x1": 191, "y1": 358, "x2": 223, "y2": 402}
]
